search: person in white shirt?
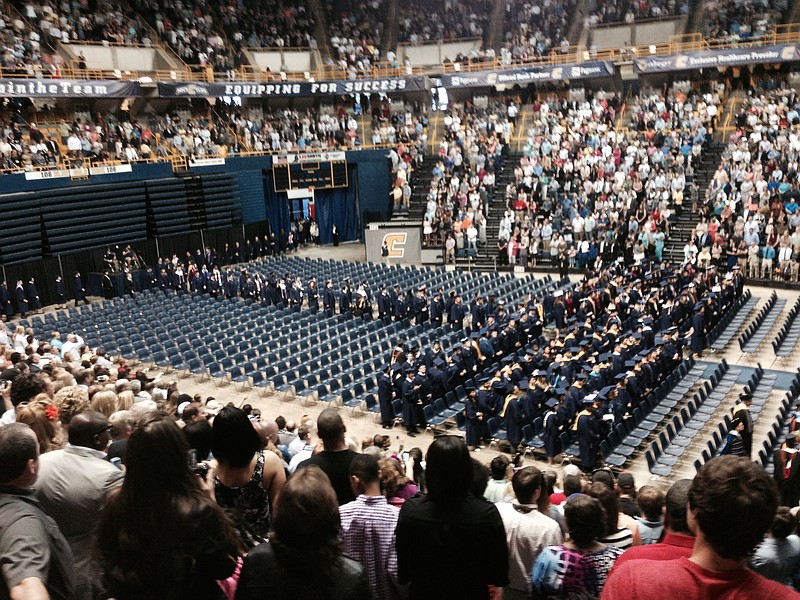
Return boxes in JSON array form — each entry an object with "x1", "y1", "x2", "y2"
[
  {"x1": 495, "y1": 467, "x2": 562, "y2": 600},
  {"x1": 60, "y1": 333, "x2": 84, "y2": 358}
]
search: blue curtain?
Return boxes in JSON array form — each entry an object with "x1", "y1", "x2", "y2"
[
  {"x1": 316, "y1": 166, "x2": 359, "y2": 244},
  {"x1": 263, "y1": 173, "x2": 291, "y2": 238}
]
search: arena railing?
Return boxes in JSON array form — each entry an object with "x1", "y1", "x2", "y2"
[{"x1": 5, "y1": 26, "x2": 800, "y2": 83}]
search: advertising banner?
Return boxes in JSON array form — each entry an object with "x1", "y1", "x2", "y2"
[
  {"x1": 634, "y1": 44, "x2": 800, "y2": 73},
  {"x1": 440, "y1": 61, "x2": 615, "y2": 88},
  {"x1": 157, "y1": 76, "x2": 427, "y2": 98},
  {"x1": 0, "y1": 79, "x2": 141, "y2": 97},
  {"x1": 365, "y1": 224, "x2": 422, "y2": 265}
]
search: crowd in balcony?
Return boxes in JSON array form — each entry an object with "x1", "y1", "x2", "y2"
[
  {"x1": 500, "y1": 0, "x2": 577, "y2": 60},
  {"x1": 131, "y1": 0, "x2": 315, "y2": 74},
  {"x1": 703, "y1": 0, "x2": 789, "y2": 42},
  {"x1": 586, "y1": 0, "x2": 686, "y2": 26},
  {"x1": 495, "y1": 87, "x2": 719, "y2": 269},
  {"x1": 397, "y1": 0, "x2": 492, "y2": 44},
  {"x1": 326, "y1": 0, "x2": 384, "y2": 73},
  {"x1": 689, "y1": 86, "x2": 800, "y2": 281}
]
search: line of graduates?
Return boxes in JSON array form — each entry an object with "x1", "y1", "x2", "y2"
[{"x1": 0, "y1": 278, "x2": 42, "y2": 319}]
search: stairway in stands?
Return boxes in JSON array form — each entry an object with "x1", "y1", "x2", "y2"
[
  {"x1": 662, "y1": 140, "x2": 726, "y2": 264},
  {"x1": 465, "y1": 150, "x2": 520, "y2": 270},
  {"x1": 400, "y1": 154, "x2": 439, "y2": 222}
]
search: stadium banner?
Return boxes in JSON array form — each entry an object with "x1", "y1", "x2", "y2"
[
  {"x1": 365, "y1": 224, "x2": 422, "y2": 265},
  {"x1": 0, "y1": 79, "x2": 141, "y2": 97},
  {"x1": 157, "y1": 76, "x2": 427, "y2": 98},
  {"x1": 440, "y1": 61, "x2": 615, "y2": 88},
  {"x1": 634, "y1": 44, "x2": 800, "y2": 73}
]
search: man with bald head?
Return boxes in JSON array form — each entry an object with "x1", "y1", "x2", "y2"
[
  {"x1": 297, "y1": 408, "x2": 359, "y2": 504},
  {"x1": 34, "y1": 411, "x2": 124, "y2": 600},
  {"x1": 0, "y1": 423, "x2": 74, "y2": 599}
]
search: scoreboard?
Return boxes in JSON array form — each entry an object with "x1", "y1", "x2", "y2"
[{"x1": 272, "y1": 160, "x2": 348, "y2": 192}]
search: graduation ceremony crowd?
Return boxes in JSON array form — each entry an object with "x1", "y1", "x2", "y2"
[{"x1": 2, "y1": 321, "x2": 800, "y2": 600}]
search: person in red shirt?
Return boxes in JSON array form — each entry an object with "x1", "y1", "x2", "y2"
[
  {"x1": 612, "y1": 478, "x2": 694, "y2": 571},
  {"x1": 601, "y1": 456, "x2": 800, "y2": 600}
]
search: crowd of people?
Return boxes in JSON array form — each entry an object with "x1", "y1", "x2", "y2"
[
  {"x1": 419, "y1": 101, "x2": 510, "y2": 254},
  {"x1": 131, "y1": 0, "x2": 315, "y2": 72},
  {"x1": 397, "y1": 0, "x2": 492, "y2": 44},
  {"x1": 499, "y1": 0, "x2": 576, "y2": 61},
  {"x1": 325, "y1": 0, "x2": 385, "y2": 73},
  {"x1": 0, "y1": 97, "x2": 430, "y2": 173},
  {"x1": 0, "y1": 349, "x2": 798, "y2": 599},
  {"x1": 689, "y1": 86, "x2": 800, "y2": 281},
  {"x1": 702, "y1": 0, "x2": 789, "y2": 42},
  {"x1": 493, "y1": 87, "x2": 718, "y2": 269},
  {"x1": 586, "y1": 0, "x2": 686, "y2": 26}
]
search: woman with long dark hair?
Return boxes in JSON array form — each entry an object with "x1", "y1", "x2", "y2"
[
  {"x1": 235, "y1": 465, "x2": 373, "y2": 600},
  {"x1": 211, "y1": 406, "x2": 285, "y2": 549},
  {"x1": 96, "y1": 412, "x2": 239, "y2": 600},
  {"x1": 396, "y1": 435, "x2": 508, "y2": 599}
]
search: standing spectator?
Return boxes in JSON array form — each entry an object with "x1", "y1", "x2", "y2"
[
  {"x1": 612, "y1": 479, "x2": 694, "y2": 569},
  {"x1": 532, "y1": 494, "x2": 624, "y2": 599},
  {"x1": 97, "y1": 413, "x2": 239, "y2": 599},
  {"x1": 339, "y1": 454, "x2": 402, "y2": 600},
  {"x1": 297, "y1": 408, "x2": 359, "y2": 505},
  {"x1": 0, "y1": 423, "x2": 74, "y2": 599},
  {"x1": 211, "y1": 406, "x2": 286, "y2": 550},
  {"x1": 634, "y1": 485, "x2": 665, "y2": 545},
  {"x1": 34, "y1": 411, "x2": 124, "y2": 600},
  {"x1": 601, "y1": 456, "x2": 792, "y2": 600},
  {"x1": 236, "y1": 466, "x2": 373, "y2": 600},
  {"x1": 495, "y1": 466, "x2": 563, "y2": 600},
  {"x1": 749, "y1": 506, "x2": 800, "y2": 586},
  {"x1": 396, "y1": 436, "x2": 509, "y2": 599}
]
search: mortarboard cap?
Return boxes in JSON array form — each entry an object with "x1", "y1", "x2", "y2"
[{"x1": 545, "y1": 398, "x2": 558, "y2": 408}]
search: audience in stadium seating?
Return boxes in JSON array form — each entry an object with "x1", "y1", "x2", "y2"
[
  {"x1": 397, "y1": 0, "x2": 492, "y2": 44},
  {"x1": 0, "y1": 99, "x2": 427, "y2": 173},
  {"x1": 587, "y1": 0, "x2": 686, "y2": 26},
  {"x1": 500, "y1": 0, "x2": 576, "y2": 60},
  {"x1": 703, "y1": 0, "x2": 789, "y2": 42},
  {"x1": 14, "y1": 0, "x2": 150, "y2": 48},
  {"x1": 132, "y1": 0, "x2": 315, "y2": 74},
  {"x1": 502, "y1": 87, "x2": 718, "y2": 269},
  {"x1": 421, "y1": 101, "x2": 509, "y2": 250},
  {"x1": 693, "y1": 86, "x2": 800, "y2": 281},
  {"x1": 325, "y1": 0, "x2": 385, "y2": 73},
  {"x1": 0, "y1": 5, "x2": 64, "y2": 77}
]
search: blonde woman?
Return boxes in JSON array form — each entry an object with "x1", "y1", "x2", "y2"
[
  {"x1": 90, "y1": 390, "x2": 118, "y2": 418},
  {"x1": 16, "y1": 394, "x2": 64, "y2": 453}
]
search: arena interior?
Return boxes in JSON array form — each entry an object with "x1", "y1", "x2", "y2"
[{"x1": 3, "y1": 0, "x2": 800, "y2": 597}]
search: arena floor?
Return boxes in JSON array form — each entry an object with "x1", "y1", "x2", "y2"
[{"x1": 39, "y1": 242, "x2": 800, "y2": 492}]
